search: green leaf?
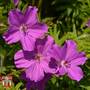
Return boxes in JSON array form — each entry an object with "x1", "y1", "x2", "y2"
[{"x1": 15, "y1": 82, "x2": 23, "y2": 90}]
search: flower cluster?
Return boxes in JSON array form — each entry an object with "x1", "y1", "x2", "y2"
[{"x1": 3, "y1": 1, "x2": 87, "y2": 90}]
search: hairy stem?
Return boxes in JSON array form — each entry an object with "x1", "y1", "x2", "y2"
[{"x1": 38, "y1": 0, "x2": 43, "y2": 20}]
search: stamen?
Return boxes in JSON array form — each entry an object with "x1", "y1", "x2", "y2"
[
  {"x1": 61, "y1": 60, "x2": 68, "y2": 67},
  {"x1": 35, "y1": 54, "x2": 42, "y2": 61},
  {"x1": 20, "y1": 24, "x2": 28, "y2": 32}
]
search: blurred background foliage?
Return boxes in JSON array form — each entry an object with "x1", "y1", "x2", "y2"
[{"x1": 0, "y1": 0, "x2": 90, "y2": 90}]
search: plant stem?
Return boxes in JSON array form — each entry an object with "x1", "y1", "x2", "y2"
[
  {"x1": 38, "y1": 0, "x2": 43, "y2": 20},
  {"x1": 32, "y1": 0, "x2": 35, "y2": 6},
  {"x1": 0, "y1": 56, "x2": 3, "y2": 74}
]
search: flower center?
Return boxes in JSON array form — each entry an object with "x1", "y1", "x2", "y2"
[
  {"x1": 60, "y1": 60, "x2": 68, "y2": 67},
  {"x1": 20, "y1": 24, "x2": 28, "y2": 32},
  {"x1": 35, "y1": 54, "x2": 42, "y2": 61}
]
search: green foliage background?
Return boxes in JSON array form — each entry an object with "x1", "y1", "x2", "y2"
[{"x1": 0, "y1": 0, "x2": 90, "y2": 90}]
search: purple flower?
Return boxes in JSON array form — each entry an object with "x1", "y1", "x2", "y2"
[
  {"x1": 21, "y1": 73, "x2": 51, "y2": 90},
  {"x1": 49, "y1": 40, "x2": 87, "y2": 81},
  {"x1": 3, "y1": 6, "x2": 48, "y2": 51},
  {"x1": 86, "y1": 19, "x2": 90, "y2": 27},
  {"x1": 13, "y1": 0, "x2": 19, "y2": 6},
  {"x1": 14, "y1": 36, "x2": 55, "y2": 82}
]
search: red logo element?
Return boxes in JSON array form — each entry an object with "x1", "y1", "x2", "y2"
[{"x1": 0, "y1": 75, "x2": 12, "y2": 88}]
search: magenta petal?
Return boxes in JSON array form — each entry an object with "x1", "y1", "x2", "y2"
[
  {"x1": 48, "y1": 44, "x2": 61, "y2": 60},
  {"x1": 40, "y1": 59, "x2": 56, "y2": 73},
  {"x1": 14, "y1": 50, "x2": 24, "y2": 60},
  {"x1": 26, "y1": 63, "x2": 44, "y2": 82},
  {"x1": 20, "y1": 35, "x2": 35, "y2": 51},
  {"x1": 14, "y1": 50, "x2": 35, "y2": 68},
  {"x1": 36, "y1": 45, "x2": 44, "y2": 54},
  {"x1": 8, "y1": 9, "x2": 23, "y2": 26},
  {"x1": 86, "y1": 19, "x2": 90, "y2": 27},
  {"x1": 15, "y1": 59, "x2": 34, "y2": 68},
  {"x1": 29, "y1": 23, "x2": 48, "y2": 38},
  {"x1": 58, "y1": 67, "x2": 67, "y2": 75},
  {"x1": 48, "y1": 43, "x2": 66, "y2": 61},
  {"x1": 13, "y1": 0, "x2": 19, "y2": 6},
  {"x1": 26, "y1": 82, "x2": 31, "y2": 90},
  {"x1": 43, "y1": 36, "x2": 54, "y2": 55},
  {"x1": 65, "y1": 40, "x2": 79, "y2": 61},
  {"x1": 24, "y1": 6, "x2": 38, "y2": 25},
  {"x1": 35, "y1": 36, "x2": 53, "y2": 54},
  {"x1": 25, "y1": 74, "x2": 51, "y2": 90},
  {"x1": 3, "y1": 29, "x2": 20, "y2": 44},
  {"x1": 36, "y1": 74, "x2": 51, "y2": 90},
  {"x1": 67, "y1": 66, "x2": 83, "y2": 81},
  {"x1": 70, "y1": 56, "x2": 87, "y2": 66}
]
